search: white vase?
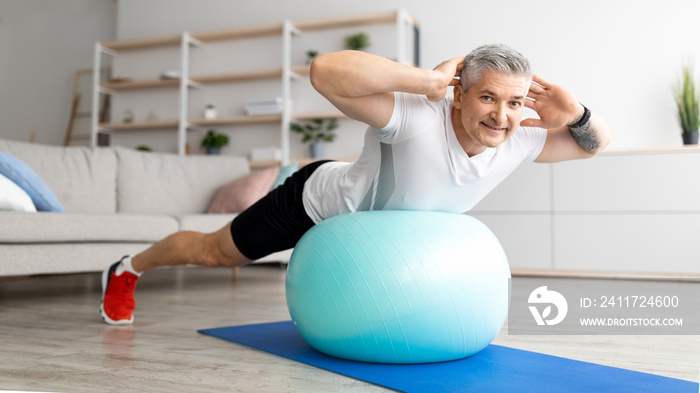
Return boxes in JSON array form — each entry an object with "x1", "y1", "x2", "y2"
[
  {"x1": 309, "y1": 142, "x2": 324, "y2": 158},
  {"x1": 204, "y1": 108, "x2": 217, "y2": 119}
]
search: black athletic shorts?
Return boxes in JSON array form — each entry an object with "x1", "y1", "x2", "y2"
[{"x1": 230, "y1": 160, "x2": 333, "y2": 260}]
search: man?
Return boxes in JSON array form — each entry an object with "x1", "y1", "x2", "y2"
[{"x1": 100, "y1": 44, "x2": 611, "y2": 325}]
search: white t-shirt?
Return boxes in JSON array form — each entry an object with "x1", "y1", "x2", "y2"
[{"x1": 302, "y1": 92, "x2": 547, "y2": 223}]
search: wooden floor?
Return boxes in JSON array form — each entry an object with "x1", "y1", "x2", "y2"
[{"x1": 0, "y1": 265, "x2": 698, "y2": 392}]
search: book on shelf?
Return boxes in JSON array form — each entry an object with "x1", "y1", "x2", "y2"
[{"x1": 244, "y1": 97, "x2": 292, "y2": 115}]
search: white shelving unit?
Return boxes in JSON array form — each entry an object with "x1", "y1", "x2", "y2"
[{"x1": 91, "y1": 9, "x2": 420, "y2": 165}]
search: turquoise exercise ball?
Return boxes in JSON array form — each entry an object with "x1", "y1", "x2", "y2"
[{"x1": 285, "y1": 210, "x2": 510, "y2": 364}]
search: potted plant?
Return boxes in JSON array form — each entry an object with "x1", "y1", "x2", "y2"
[
  {"x1": 201, "y1": 129, "x2": 229, "y2": 155},
  {"x1": 123, "y1": 109, "x2": 134, "y2": 124},
  {"x1": 675, "y1": 61, "x2": 700, "y2": 145},
  {"x1": 204, "y1": 104, "x2": 217, "y2": 120},
  {"x1": 345, "y1": 32, "x2": 370, "y2": 51},
  {"x1": 291, "y1": 118, "x2": 339, "y2": 158},
  {"x1": 306, "y1": 49, "x2": 319, "y2": 65}
]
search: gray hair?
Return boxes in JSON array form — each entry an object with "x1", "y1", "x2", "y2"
[{"x1": 460, "y1": 44, "x2": 532, "y2": 91}]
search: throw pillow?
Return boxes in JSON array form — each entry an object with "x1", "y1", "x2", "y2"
[
  {"x1": 0, "y1": 151, "x2": 64, "y2": 212},
  {"x1": 270, "y1": 162, "x2": 299, "y2": 191},
  {"x1": 207, "y1": 166, "x2": 280, "y2": 213},
  {"x1": 0, "y1": 172, "x2": 37, "y2": 212}
]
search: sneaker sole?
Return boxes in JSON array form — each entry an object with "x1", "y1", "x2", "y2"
[{"x1": 100, "y1": 260, "x2": 134, "y2": 325}]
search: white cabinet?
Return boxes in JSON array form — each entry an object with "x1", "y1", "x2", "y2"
[{"x1": 471, "y1": 148, "x2": 700, "y2": 275}]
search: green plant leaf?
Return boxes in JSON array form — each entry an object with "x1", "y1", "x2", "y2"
[
  {"x1": 290, "y1": 118, "x2": 340, "y2": 145},
  {"x1": 345, "y1": 32, "x2": 370, "y2": 51},
  {"x1": 675, "y1": 60, "x2": 700, "y2": 132},
  {"x1": 327, "y1": 119, "x2": 339, "y2": 131},
  {"x1": 201, "y1": 130, "x2": 229, "y2": 148}
]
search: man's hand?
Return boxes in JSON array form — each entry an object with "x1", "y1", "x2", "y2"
[
  {"x1": 527, "y1": 74, "x2": 612, "y2": 163},
  {"x1": 311, "y1": 51, "x2": 468, "y2": 129},
  {"x1": 520, "y1": 74, "x2": 584, "y2": 129},
  {"x1": 427, "y1": 57, "x2": 465, "y2": 102}
]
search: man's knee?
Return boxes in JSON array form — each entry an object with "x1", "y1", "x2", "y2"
[
  {"x1": 190, "y1": 232, "x2": 229, "y2": 267},
  {"x1": 196, "y1": 227, "x2": 250, "y2": 268}
]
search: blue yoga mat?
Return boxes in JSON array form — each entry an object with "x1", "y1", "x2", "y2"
[{"x1": 198, "y1": 321, "x2": 698, "y2": 393}]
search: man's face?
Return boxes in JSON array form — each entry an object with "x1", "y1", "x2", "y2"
[{"x1": 453, "y1": 70, "x2": 529, "y2": 155}]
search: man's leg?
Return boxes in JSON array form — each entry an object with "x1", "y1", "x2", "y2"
[
  {"x1": 101, "y1": 160, "x2": 333, "y2": 325},
  {"x1": 101, "y1": 223, "x2": 250, "y2": 325},
  {"x1": 131, "y1": 224, "x2": 251, "y2": 273}
]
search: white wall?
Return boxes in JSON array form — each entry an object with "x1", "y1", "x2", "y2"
[
  {"x1": 0, "y1": 0, "x2": 116, "y2": 146},
  {"x1": 4, "y1": 1, "x2": 694, "y2": 149},
  {"x1": 115, "y1": 0, "x2": 700, "y2": 151}
]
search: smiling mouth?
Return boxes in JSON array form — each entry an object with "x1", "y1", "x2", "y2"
[{"x1": 481, "y1": 122, "x2": 507, "y2": 132}]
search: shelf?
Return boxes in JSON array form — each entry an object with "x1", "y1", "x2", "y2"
[
  {"x1": 600, "y1": 145, "x2": 700, "y2": 156},
  {"x1": 98, "y1": 120, "x2": 179, "y2": 131},
  {"x1": 101, "y1": 35, "x2": 182, "y2": 51},
  {"x1": 250, "y1": 156, "x2": 358, "y2": 169},
  {"x1": 101, "y1": 66, "x2": 309, "y2": 91},
  {"x1": 292, "y1": 110, "x2": 348, "y2": 120},
  {"x1": 191, "y1": 66, "x2": 310, "y2": 84},
  {"x1": 190, "y1": 115, "x2": 282, "y2": 126},
  {"x1": 291, "y1": 65, "x2": 310, "y2": 77},
  {"x1": 189, "y1": 110, "x2": 348, "y2": 127},
  {"x1": 294, "y1": 156, "x2": 357, "y2": 167},
  {"x1": 190, "y1": 69, "x2": 283, "y2": 84},
  {"x1": 294, "y1": 10, "x2": 410, "y2": 32},
  {"x1": 249, "y1": 159, "x2": 282, "y2": 169},
  {"x1": 101, "y1": 78, "x2": 180, "y2": 91},
  {"x1": 100, "y1": 10, "x2": 417, "y2": 50},
  {"x1": 93, "y1": 9, "x2": 418, "y2": 159},
  {"x1": 191, "y1": 23, "x2": 284, "y2": 43}
]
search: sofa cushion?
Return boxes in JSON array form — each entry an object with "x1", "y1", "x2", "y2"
[
  {"x1": 0, "y1": 138, "x2": 117, "y2": 213},
  {"x1": 207, "y1": 166, "x2": 279, "y2": 213},
  {"x1": 177, "y1": 213, "x2": 238, "y2": 233},
  {"x1": 0, "y1": 212, "x2": 179, "y2": 243},
  {"x1": 0, "y1": 152, "x2": 64, "y2": 212},
  {"x1": 0, "y1": 173, "x2": 37, "y2": 212},
  {"x1": 116, "y1": 148, "x2": 250, "y2": 214},
  {"x1": 270, "y1": 162, "x2": 298, "y2": 190}
]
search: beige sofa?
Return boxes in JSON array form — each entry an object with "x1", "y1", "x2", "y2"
[{"x1": 0, "y1": 138, "x2": 290, "y2": 277}]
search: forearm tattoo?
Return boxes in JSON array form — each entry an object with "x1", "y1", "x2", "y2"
[{"x1": 570, "y1": 119, "x2": 600, "y2": 153}]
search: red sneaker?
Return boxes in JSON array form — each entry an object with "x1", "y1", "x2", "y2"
[{"x1": 100, "y1": 257, "x2": 138, "y2": 325}]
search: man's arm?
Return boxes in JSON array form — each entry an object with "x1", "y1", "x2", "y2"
[
  {"x1": 520, "y1": 75, "x2": 612, "y2": 163},
  {"x1": 310, "y1": 50, "x2": 463, "y2": 129}
]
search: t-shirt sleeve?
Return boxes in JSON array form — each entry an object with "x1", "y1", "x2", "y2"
[
  {"x1": 520, "y1": 126, "x2": 548, "y2": 162},
  {"x1": 373, "y1": 92, "x2": 442, "y2": 144}
]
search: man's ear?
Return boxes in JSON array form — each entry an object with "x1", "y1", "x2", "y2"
[{"x1": 453, "y1": 85, "x2": 463, "y2": 109}]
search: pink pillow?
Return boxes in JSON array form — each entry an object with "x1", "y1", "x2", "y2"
[{"x1": 207, "y1": 166, "x2": 280, "y2": 213}]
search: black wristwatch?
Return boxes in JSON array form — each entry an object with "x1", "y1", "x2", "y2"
[{"x1": 568, "y1": 104, "x2": 591, "y2": 129}]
